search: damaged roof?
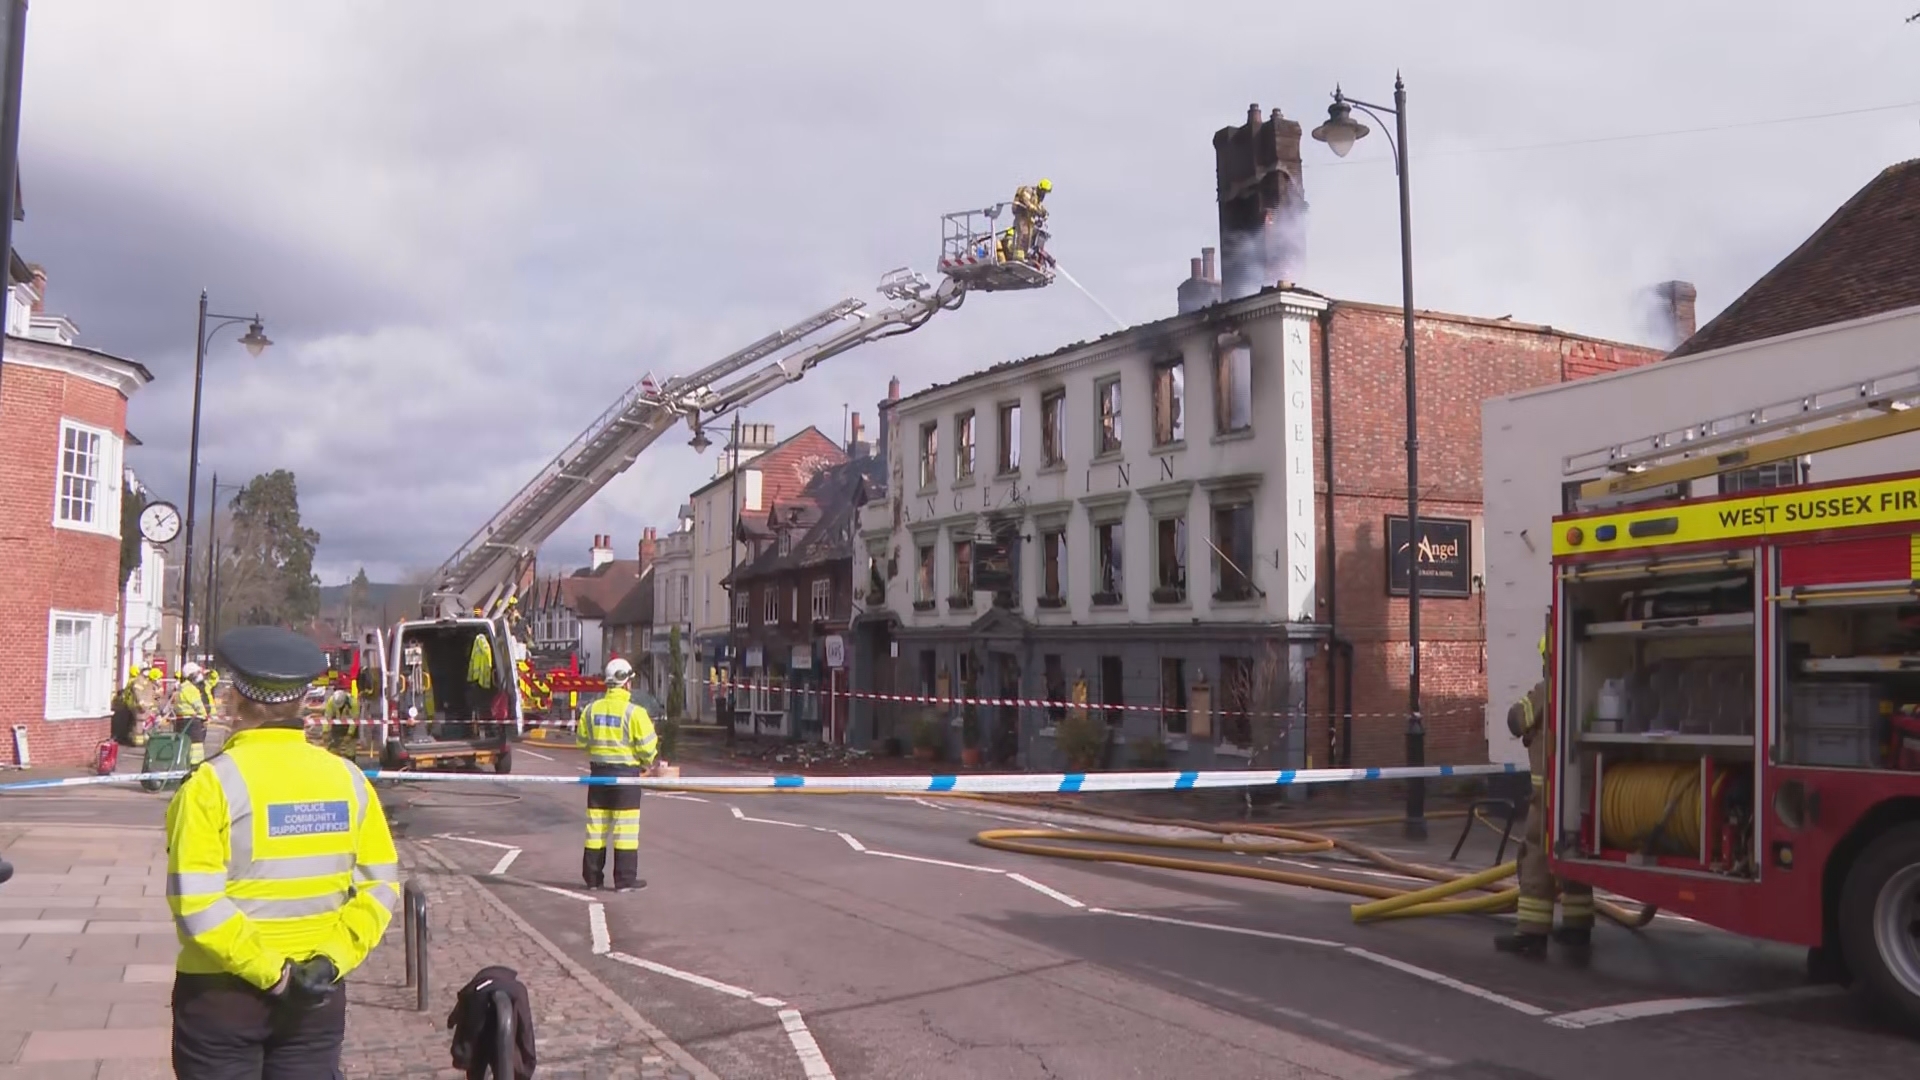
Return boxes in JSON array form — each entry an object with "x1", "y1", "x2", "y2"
[
  {"x1": 1669, "y1": 158, "x2": 1920, "y2": 359},
  {"x1": 728, "y1": 454, "x2": 884, "y2": 584}
]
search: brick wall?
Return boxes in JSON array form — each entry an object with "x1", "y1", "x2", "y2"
[
  {"x1": 0, "y1": 360, "x2": 132, "y2": 767},
  {"x1": 1304, "y1": 304, "x2": 1661, "y2": 767}
]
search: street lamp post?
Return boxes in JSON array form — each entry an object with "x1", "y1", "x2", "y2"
[
  {"x1": 177, "y1": 291, "x2": 270, "y2": 673},
  {"x1": 1312, "y1": 74, "x2": 1427, "y2": 839}
]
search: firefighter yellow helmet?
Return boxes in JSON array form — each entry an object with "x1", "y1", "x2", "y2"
[
  {"x1": 1538, "y1": 635, "x2": 1548, "y2": 659},
  {"x1": 1037, "y1": 178, "x2": 1052, "y2": 193}
]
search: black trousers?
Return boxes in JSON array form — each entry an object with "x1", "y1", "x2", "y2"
[
  {"x1": 583, "y1": 763, "x2": 643, "y2": 888},
  {"x1": 172, "y1": 972, "x2": 348, "y2": 1080}
]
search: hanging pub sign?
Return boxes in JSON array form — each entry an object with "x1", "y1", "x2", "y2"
[{"x1": 1385, "y1": 515, "x2": 1474, "y2": 598}]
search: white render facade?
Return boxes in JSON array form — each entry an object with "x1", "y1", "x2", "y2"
[
  {"x1": 650, "y1": 517, "x2": 696, "y2": 716},
  {"x1": 121, "y1": 470, "x2": 168, "y2": 675},
  {"x1": 855, "y1": 287, "x2": 1327, "y2": 769},
  {"x1": 1481, "y1": 303, "x2": 1920, "y2": 767}
]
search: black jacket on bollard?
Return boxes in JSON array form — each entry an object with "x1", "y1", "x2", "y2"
[{"x1": 447, "y1": 965, "x2": 537, "y2": 1079}]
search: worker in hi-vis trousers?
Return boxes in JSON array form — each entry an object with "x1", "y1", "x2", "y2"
[
  {"x1": 172, "y1": 662, "x2": 214, "y2": 765},
  {"x1": 1496, "y1": 628, "x2": 1595, "y2": 958},
  {"x1": 577, "y1": 658, "x2": 659, "y2": 892}
]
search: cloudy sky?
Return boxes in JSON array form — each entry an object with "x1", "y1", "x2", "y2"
[{"x1": 18, "y1": 1, "x2": 1920, "y2": 584}]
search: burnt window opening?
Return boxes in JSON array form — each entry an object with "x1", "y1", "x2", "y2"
[
  {"x1": 919, "y1": 422, "x2": 939, "y2": 489},
  {"x1": 997, "y1": 401, "x2": 1021, "y2": 474},
  {"x1": 1040, "y1": 528, "x2": 1066, "y2": 605},
  {"x1": 1211, "y1": 500, "x2": 1255, "y2": 601},
  {"x1": 1215, "y1": 339, "x2": 1252, "y2": 434},
  {"x1": 1220, "y1": 656, "x2": 1253, "y2": 748},
  {"x1": 1097, "y1": 376, "x2": 1123, "y2": 455},
  {"x1": 1094, "y1": 521, "x2": 1124, "y2": 604},
  {"x1": 1155, "y1": 515, "x2": 1187, "y2": 602},
  {"x1": 950, "y1": 539, "x2": 974, "y2": 607},
  {"x1": 955, "y1": 410, "x2": 975, "y2": 481},
  {"x1": 1044, "y1": 655, "x2": 1068, "y2": 724},
  {"x1": 1041, "y1": 389, "x2": 1066, "y2": 467},
  {"x1": 915, "y1": 543, "x2": 935, "y2": 604},
  {"x1": 1153, "y1": 358, "x2": 1185, "y2": 445},
  {"x1": 1161, "y1": 657, "x2": 1189, "y2": 736},
  {"x1": 1100, "y1": 655, "x2": 1125, "y2": 726}
]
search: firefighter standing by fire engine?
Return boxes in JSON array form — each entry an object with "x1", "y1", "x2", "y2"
[
  {"x1": 577, "y1": 658, "x2": 659, "y2": 892},
  {"x1": 1496, "y1": 624, "x2": 1595, "y2": 957}
]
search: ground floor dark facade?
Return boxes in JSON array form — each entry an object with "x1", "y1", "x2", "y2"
[{"x1": 849, "y1": 607, "x2": 1317, "y2": 774}]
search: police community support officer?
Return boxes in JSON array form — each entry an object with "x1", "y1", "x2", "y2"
[
  {"x1": 1494, "y1": 625, "x2": 1595, "y2": 958},
  {"x1": 166, "y1": 626, "x2": 401, "y2": 1078},
  {"x1": 577, "y1": 658, "x2": 660, "y2": 892}
]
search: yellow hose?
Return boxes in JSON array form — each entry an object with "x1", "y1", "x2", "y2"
[
  {"x1": 1601, "y1": 762, "x2": 1727, "y2": 857},
  {"x1": 644, "y1": 780, "x2": 1658, "y2": 928}
]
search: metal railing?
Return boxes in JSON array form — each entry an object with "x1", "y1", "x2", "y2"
[{"x1": 402, "y1": 881, "x2": 429, "y2": 1012}]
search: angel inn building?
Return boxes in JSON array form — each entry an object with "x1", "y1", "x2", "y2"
[{"x1": 855, "y1": 287, "x2": 1331, "y2": 771}]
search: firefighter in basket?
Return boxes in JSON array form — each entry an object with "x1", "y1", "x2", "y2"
[
  {"x1": 1496, "y1": 624, "x2": 1596, "y2": 958},
  {"x1": 1011, "y1": 178, "x2": 1051, "y2": 260}
]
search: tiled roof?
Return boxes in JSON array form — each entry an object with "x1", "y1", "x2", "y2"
[
  {"x1": 559, "y1": 559, "x2": 643, "y2": 620},
  {"x1": 688, "y1": 426, "x2": 848, "y2": 504},
  {"x1": 603, "y1": 565, "x2": 654, "y2": 627},
  {"x1": 1669, "y1": 158, "x2": 1920, "y2": 358},
  {"x1": 729, "y1": 454, "x2": 882, "y2": 583}
]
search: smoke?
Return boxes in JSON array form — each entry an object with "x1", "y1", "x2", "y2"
[{"x1": 1220, "y1": 176, "x2": 1308, "y2": 301}]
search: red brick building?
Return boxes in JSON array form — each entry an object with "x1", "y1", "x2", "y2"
[
  {"x1": 1304, "y1": 301, "x2": 1664, "y2": 766},
  {"x1": 1, "y1": 263, "x2": 154, "y2": 766}
]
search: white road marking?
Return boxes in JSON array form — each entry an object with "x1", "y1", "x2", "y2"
[
  {"x1": 606, "y1": 950, "x2": 760, "y2": 1001},
  {"x1": 657, "y1": 792, "x2": 710, "y2": 803},
  {"x1": 519, "y1": 748, "x2": 555, "y2": 762},
  {"x1": 1007, "y1": 873, "x2": 1084, "y2": 908},
  {"x1": 1544, "y1": 985, "x2": 1843, "y2": 1029},
  {"x1": 730, "y1": 806, "x2": 745, "y2": 818},
  {"x1": 1344, "y1": 947, "x2": 1551, "y2": 1017},
  {"x1": 1089, "y1": 908, "x2": 1344, "y2": 949},
  {"x1": 436, "y1": 833, "x2": 520, "y2": 851},
  {"x1": 867, "y1": 850, "x2": 1005, "y2": 873},
  {"x1": 489, "y1": 849, "x2": 522, "y2": 876},
  {"x1": 779, "y1": 1008, "x2": 838, "y2": 1079},
  {"x1": 523, "y1": 880, "x2": 597, "y2": 904},
  {"x1": 752, "y1": 995, "x2": 788, "y2": 1008},
  {"x1": 588, "y1": 903, "x2": 611, "y2": 955},
  {"x1": 836, "y1": 831, "x2": 866, "y2": 853}
]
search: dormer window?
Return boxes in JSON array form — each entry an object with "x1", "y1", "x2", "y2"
[{"x1": 779, "y1": 530, "x2": 792, "y2": 557}]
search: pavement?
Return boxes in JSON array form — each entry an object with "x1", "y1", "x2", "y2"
[
  {"x1": 3, "y1": 746, "x2": 1916, "y2": 1078},
  {"x1": 0, "y1": 788, "x2": 707, "y2": 1078}
]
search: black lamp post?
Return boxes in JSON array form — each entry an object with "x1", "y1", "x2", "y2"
[
  {"x1": 177, "y1": 292, "x2": 270, "y2": 673},
  {"x1": 1312, "y1": 74, "x2": 1427, "y2": 839}
]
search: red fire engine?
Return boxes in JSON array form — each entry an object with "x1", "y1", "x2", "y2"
[{"x1": 1549, "y1": 376, "x2": 1920, "y2": 1029}]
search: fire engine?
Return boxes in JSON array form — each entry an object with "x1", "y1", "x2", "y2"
[
  {"x1": 1550, "y1": 368, "x2": 1920, "y2": 1028},
  {"x1": 367, "y1": 200, "x2": 1051, "y2": 772}
]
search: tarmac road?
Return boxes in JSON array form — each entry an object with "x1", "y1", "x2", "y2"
[{"x1": 385, "y1": 747, "x2": 1917, "y2": 1080}]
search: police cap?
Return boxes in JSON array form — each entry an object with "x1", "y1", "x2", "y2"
[{"x1": 213, "y1": 627, "x2": 328, "y2": 705}]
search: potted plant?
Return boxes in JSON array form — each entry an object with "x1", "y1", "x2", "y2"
[
  {"x1": 1129, "y1": 733, "x2": 1171, "y2": 769},
  {"x1": 1055, "y1": 709, "x2": 1106, "y2": 772},
  {"x1": 960, "y1": 704, "x2": 984, "y2": 768},
  {"x1": 910, "y1": 709, "x2": 944, "y2": 762}
]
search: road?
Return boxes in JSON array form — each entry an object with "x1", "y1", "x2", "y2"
[
  {"x1": 374, "y1": 746, "x2": 1912, "y2": 1080},
  {"x1": 5, "y1": 749, "x2": 1911, "y2": 1078}
]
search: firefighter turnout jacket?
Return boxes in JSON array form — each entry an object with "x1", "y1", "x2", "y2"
[
  {"x1": 164, "y1": 728, "x2": 401, "y2": 989},
  {"x1": 174, "y1": 681, "x2": 212, "y2": 721},
  {"x1": 576, "y1": 688, "x2": 659, "y2": 769}
]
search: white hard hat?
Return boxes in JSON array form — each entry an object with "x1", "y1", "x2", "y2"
[
  {"x1": 605, "y1": 657, "x2": 634, "y2": 683},
  {"x1": 181, "y1": 662, "x2": 203, "y2": 678},
  {"x1": 331, "y1": 690, "x2": 351, "y2": 706}
]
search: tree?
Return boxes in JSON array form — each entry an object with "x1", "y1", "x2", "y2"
[
  {"x1": 666, "y1": 625, "x2": 687, "y2": 719},
  {"x1": 345, "y1": 567, "x2": 372, "y2": 631},
  {"x1": 215, "y1": 470, "x2": 322, "y2": 628}
]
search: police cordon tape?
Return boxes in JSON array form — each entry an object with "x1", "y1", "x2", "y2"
[{"x1": 0, "y1": 762, "x2": 1519, "y2": 796}]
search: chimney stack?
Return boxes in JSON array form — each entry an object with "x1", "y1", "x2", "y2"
[
  {"x1": 1177, "y1": 246, "x2": 1223, "y2": 315},
  {"x1": 849, "y1": 411, "x2": 868, "y2": 458},
  {"x1": 878, "y1": 377, "x2": 901, "y2": 464},
  {"x1": 26, "y1": 264, "x2": 45, "y2": 314},
  {"x1": 590, "y1": 534, "x2": 614, "y2": 571},
  {"x1": 639, "y1": 527, "x2": 658, "y2": 569},
  {"x1": 1655, "y1": 280, "x2": 1698, "y2": 349},
  {"x1": 1213, "y1": 105, "x2": 1307, "y2": 301}
]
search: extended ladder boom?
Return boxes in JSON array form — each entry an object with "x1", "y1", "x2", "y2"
[
  {"x1": 426, "y1": 270, "x2": 966, "y2": 617},
  {"x1": 1566, "y1": 367, "x2": 1920, "y2": 505}
]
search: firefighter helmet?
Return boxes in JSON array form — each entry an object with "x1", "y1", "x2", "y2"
[{"x1": 1037, "y1": 178, "x2": 1052, "y2": 193}]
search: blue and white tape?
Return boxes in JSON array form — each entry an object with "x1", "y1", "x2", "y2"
[{"x1": 0, "y1": 763, "x2": 1518, "y2": 796}]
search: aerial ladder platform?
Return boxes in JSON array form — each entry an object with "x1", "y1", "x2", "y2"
[
  {"x1": 1565, "y1": 367, "x2": 1920, "y2": 508},
  {"x1": 426, "y1": 202, "x2": 1057, "y2": 619}
]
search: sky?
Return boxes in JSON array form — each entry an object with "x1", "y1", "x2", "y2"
[{"x1": 16, "y1": 1, "x2": 1920, "y2": 584}]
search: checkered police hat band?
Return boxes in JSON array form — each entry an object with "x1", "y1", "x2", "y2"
[{"x1": 232, "y1": 675, "x2": 306, "y2": 705}]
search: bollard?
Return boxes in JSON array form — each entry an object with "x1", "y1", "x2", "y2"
[
  {"x1": 402, "y1": 882, "x2": 417, "y2": 988},
  {"x1": 490, "y1": 987, "x2": 515, "y2": 1079},
  {"x1": 0, "y1": 856, "x2": 12, "y2": 887},
  {"x1": 412, "y1": 886, "x2": 431, "y2": 1013}
]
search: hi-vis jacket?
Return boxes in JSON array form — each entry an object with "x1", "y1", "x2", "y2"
[
  {"x1": 164, "y1": 728, "x2": 400, "y2": 988},
  {"x1": 468, "y1": 634, "x2": 495, "y2": 688},
  {"x1": 174, "y1": 681, "x2": 211, "y2": 720},
  {"x1": 576, "y1": 688, "x2": 659, "y2": 769}
]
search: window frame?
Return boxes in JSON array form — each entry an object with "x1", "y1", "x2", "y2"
[
  {"x1": 996, "y1": 400, "x2": 1022, "y2": 475},
  {"x1": 1154, "y1": 514, "x2": 1188, "y2": 602},
  {"x1": 1214, "y1": 337, "x2": 1253, "y2": 436},
  {"x1": 915, "y1": 543, "x2": 936, "y2": 606},
  {"x1": 1040, "y1": 527, "x2": 1067, "y2": 605},
  {"x1": 53, "y1": 419, "x2": 122, "y2": 537},
  {"x1": 1040, "y1": 388, "x2": 1066, "y2": 468},
  {"x1": 762, "y1": 585, "x2": 778, "y2": 625},
  {"x1": 734, "y1": 590, "x2": 749, "y2": 628},
  {"x1": 810, "y1": 577, "x2": 831, "y2": 621},
  {"x1": 1219, "y1": 655, "x2": 1254, "y2": 750},
  {"x1": 919, "y1": 421, "x2": 939, "y2": 490},
  {"x1": 955, "y1": 409, "x2": 976, "y2": 481},
  {"x1": 1095, "y1": 375, "x2": 1123, "y2": 456},
  {"x1": 1152, "y1": 357, "x2": 1185, "y2": 447},
  {"x1": 950, "y1": 538, "x2": 974, "y2": 606},
  {"x1": 45, "y1": 609, "x2": 116, "y2": 720},
  {"x1": 1093, "y1": 520, "x2": 1124, "y2": 604},
  {"x1": 1211, "y1": 498, "x2": 1257, "y2": 602}
]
